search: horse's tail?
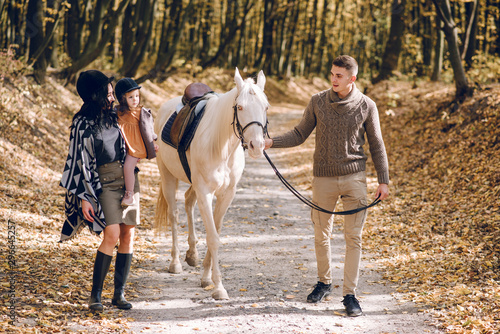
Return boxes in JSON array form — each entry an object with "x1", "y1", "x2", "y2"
[{"x1": 154, "y1": 184, "x2": 169, "y2": 236}]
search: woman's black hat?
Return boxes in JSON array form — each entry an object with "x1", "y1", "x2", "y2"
[
  {"x1": 115, "y1": 78, "x2": 141, "y2": 102},
  {"x1": 76, "y1": 70, "x2": 114, "y2": 103}
]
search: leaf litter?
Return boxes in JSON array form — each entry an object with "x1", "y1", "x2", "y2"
[
  {"x1": 271, "y1": 80, "x2": 500, "y2": 333},
  {"x1": 0, "y1": 72, "x2": 499, "y2": 333}
]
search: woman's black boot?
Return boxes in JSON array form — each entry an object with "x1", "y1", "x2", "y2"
[
  {"x1": 89, "y1": 251, "x2": 112, "y2": 311},
  {"x1": 112, "y1": 253, "x2": 133, "y2": 309}
]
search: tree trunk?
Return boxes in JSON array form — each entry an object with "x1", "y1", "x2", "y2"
[
  {"x1": 26, "y1": 0, "x2": 48, "y2": 83},
  {"x1": 28, "y1": 0, "x2": 64, "y2": 70},
  {"x1": 6, "y1": 0, "x2": 25, "y2": 53},
  {"x1": 65, "y1": 0, "x2": 85, "y2": 61},
  {"x1": 372, "y1": 0, "x2": 406, "y2": 84},
  {"x1": 234, "y1": 15, "x2": 245, "y2": 68},
  {"x1": 304, "y1": 0, "x2": 319, "y2": 76},
  {"x1": 136, "y1": 0, "x2": 194, "y2": 83},
  {"x1": 431, "y1": 15, "x2": 444, "y2": 81},
  {"x1": 275, "y1": 3, "x2": 286, "y2": 73},
  {"x1": 422, "y1": 1, "x2": 433, "y2": 68},
  {"x1": 494, "y1": 0, "x2": 500, "y2": 55},
  {"x1": 201, "y1": 0, "x2": 253, "y2": 68},
  {"x1": 255, "y1": 0, "x2": 276, "y2": 74},
  {"x1": 462, "y1": 0, "x2": 479, "y2": 69},
  {"x1": 199, "y1": 2, "x2": 214, "y2": 64},
  {"x1": 61, "y1": 0, "x2": 131, "y2": 82},
  {"x1": 45, "y1": 0, "x2": 62, "y2": 69},
  {"x1": 432, "y1": 0, "x2": 473, "y2": 99},
  {"x1": 315, "y1": 0, "x2": 329, "y2": 75},
  {"x1": 282, "y1": 0, "x2": 300, "y2": 76},
  {"x1": 120, "y1": 0, "x2": 157, "y2": 77}
]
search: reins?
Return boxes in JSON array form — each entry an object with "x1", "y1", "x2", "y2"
[{"x1": 263, "y1": 151, "x2": 381, "y2": 215}]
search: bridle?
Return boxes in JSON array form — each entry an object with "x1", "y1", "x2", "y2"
[{"x1": 232, "y1": 103, "x2": 269, "y2": 150}]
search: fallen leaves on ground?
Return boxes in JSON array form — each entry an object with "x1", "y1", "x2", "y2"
[
  {"x1": 367, "y1": 81, "x2": 500, "y2": 334},
  {"x1": 1, "y1": 71, "x2": 499, "y2": 333},
  {"x1": 0, "y1": 74, "x2": 161, "y2": 333},
  {"x1": 271, "y1": 80, "x2": 500, "y2": 333}
]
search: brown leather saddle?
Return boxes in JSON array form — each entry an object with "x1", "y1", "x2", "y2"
[{"x1": 170, "y1": 83, "x2": 213, "y2": 147}]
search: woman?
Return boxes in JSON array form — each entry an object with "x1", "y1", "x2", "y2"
[{"x1": 60, "y1": 70, "x2": 140, "y2": 311}]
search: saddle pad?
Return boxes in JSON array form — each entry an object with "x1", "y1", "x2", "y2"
[
  {"x1": 160, "y1": 102, "x2": 207, "y2": 150},
  {"x1": 160, "y1": 103, "x2": 208, "y2": 183},
  {"x1": 161, "y1": 111, "x2": 178, "y2": 149}
]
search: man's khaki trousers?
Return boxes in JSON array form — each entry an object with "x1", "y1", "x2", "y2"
[{"x1": 311, "y1": 171, "x2": 368, "y2": 296}]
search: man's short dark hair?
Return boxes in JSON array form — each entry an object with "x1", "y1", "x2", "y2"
[{"x1": 332, "y1": 55, "x2": 358, "y2": 76}]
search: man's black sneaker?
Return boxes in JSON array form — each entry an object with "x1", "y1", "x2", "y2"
[
  {"x1": 342, "y1": 294, "x2": 363, "y2": 316},
  {"x1": 307, "y1": 281, "x2": 332, "y2": 303}
]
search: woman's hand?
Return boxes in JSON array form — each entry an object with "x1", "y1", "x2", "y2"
[{"x1": 81, "y1": 199, "x2": 95, "y2": 222}]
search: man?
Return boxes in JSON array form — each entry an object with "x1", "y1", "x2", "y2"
[{"x1": 265, "y1": 55, "x2": 389, "y2": 316}]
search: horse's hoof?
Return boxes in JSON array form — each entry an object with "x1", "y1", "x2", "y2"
[
  {"x1": 212, "y1": 289, "x2": 229, "y2": 300},
  {"x1": 185, "y1": 253, "x2": 199, "y2": 267},
  {"x1": 168, "y1": 262, "x2": 182, "y2": 274},
  {"x1": 185, "y1": 257, "x2": 199, "y2": 267},
  {"x1": 201, "y1": 278, "x2": 213, "y2": 288}
]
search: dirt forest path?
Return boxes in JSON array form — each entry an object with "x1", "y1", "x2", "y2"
[{"x1": 121, "y1": 103, "x2": 444, "y2": 334}]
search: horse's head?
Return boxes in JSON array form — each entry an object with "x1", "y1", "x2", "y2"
[{"x1": 233, "y1": 68, "x2": 269, "y2": 159}]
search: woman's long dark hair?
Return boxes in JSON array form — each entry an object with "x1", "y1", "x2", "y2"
[{"x1": 72, "y1": 83, "x2": 117, "y2": 129}]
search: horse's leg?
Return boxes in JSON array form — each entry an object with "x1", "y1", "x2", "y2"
[
  {"x1": 184, "y1": 186, "x2": 199, "y2": 266},
  {"x1": 201, "y1": 249, "x2": 213, "y2": 288},
  {"x1": 202, "y1": 186, "x2": 237, "y2": 298},
  {"x1": 198, "y1": 186, "x2": 238, "y2": 283},
  {"x1": 158, "y1": 161, "x2": 182, "y2": 274},
  {"x1": 213, "y1": 186, "x2": 237, "y2": 234},
  {"x1": 167, "y1": 180, "x2": 182, "y2": 274},
  {"x1": 196, "y1": 191, "x2": 228, "y2": 300},
  {"x1": 198, "y1": 191, "x2": 214, "y2": 288}
]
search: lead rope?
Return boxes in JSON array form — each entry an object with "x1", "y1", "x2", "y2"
[{"x1": 263, "y1": 151, "x2": 381, "y2": 216}]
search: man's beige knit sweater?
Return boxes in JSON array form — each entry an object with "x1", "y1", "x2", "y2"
[{"x1": 272, "y1": 85, "x2": 390, "y2": 185}]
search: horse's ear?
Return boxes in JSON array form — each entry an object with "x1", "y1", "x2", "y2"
[
  {"x1": 256, "y1": 70, "x2": 266, "y2": 91},
  {"x1": 234, "y1": 68, "x2": 244, "y2": 91}
]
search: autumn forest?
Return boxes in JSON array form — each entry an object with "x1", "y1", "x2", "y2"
[
  {"x1": 1, "y1": 0, "x2": 499, "y2": 90},
  {"x1": 1, "y1": 0, "x2": 500, "y2": 333}
]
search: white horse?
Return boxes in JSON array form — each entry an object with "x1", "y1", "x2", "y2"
[{"x1": 154, "y1": 68, "x2": 269, "y2": 299}]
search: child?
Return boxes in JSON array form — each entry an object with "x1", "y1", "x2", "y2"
[{"x1": 115, "y1": 78, "x2": 158, "y2": 206}]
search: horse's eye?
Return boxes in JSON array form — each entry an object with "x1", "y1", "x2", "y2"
[{"x1": 237, "y1": 105, "x2": 243, "y2": 111}]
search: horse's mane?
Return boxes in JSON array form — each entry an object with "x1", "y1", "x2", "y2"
[
  {"x1": 196, "y1": 89, "x2": 237, "y2": 162},
  {"x1": 196, "y1": 78, "x2": 269, "y2": 162}
]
